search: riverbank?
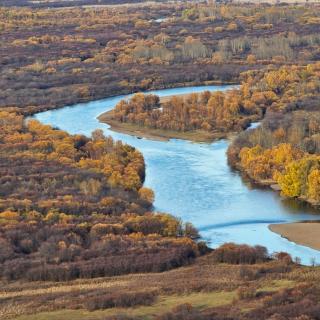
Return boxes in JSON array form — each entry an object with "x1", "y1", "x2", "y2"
[{"x1": 269, "y1": 222, "x2": 320, "y2": 252}]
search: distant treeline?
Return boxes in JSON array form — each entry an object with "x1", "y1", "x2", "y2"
[
  {"x1": 0, "y1": 111, "x2": 201, "y2": 282},
  {"x1": 1, "y1": 3, "x2": 320, "y2": 114},
  {"x1": 0, "y1": 0, "x2": 153, "y2": 8}
]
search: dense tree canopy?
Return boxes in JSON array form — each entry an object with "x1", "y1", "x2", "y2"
[
  {"x1": 110, "y1": 89, "x2": 256, "y2": 134},
  {"x1": 108, "y1": 63, "x2": 320, "y2": 138},
  {"x1": 0, "y1": 111, "x2": 200, "y2": 281},
  {"x1": 228, "y1": 63, "x2": 320, "y2": 205}
]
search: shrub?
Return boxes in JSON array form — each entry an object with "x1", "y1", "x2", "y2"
[
  {"x1": 212, "y1": 243, "x2": 268, "y2": 264},
  {"x1": 85, "y1": 291, "x2": 157, "y2": 311}
]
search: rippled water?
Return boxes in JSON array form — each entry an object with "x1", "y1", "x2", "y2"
[{"x1": 34, "y1": 85, "x2": 320, "y2": 265}]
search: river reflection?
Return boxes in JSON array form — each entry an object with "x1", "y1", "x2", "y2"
[{"x1": 34, "y1": 85, "x2": 320, "y2": 265}]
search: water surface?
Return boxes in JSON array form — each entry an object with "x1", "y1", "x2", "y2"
[{"x1": 34, "y1": 85, "x2": 320, "y2": 265}]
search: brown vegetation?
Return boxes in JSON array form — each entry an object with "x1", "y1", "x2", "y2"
[
  {"x1": 2, "y1": 243, "x2": 320, "y2": 320},
  {"x1": 1, "y1": 3, "x2": 320, "y2": 114},
  {"x1": 0, "y1": 111, "x2": 201, "y2": 282},
  {"x1": 2, "y1": 2, "x2": 320, "y2": 319}
]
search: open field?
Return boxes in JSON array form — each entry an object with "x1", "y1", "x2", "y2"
[
  {"x1": 0, "y1": 251, "x2": 310, "y2": 320},
  {"x1": 11, "y1": 291, "x2": 237, "y2": 320}
]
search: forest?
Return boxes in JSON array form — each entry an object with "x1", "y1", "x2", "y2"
[
  {"x1": 228, "y1": 63, "x2": 320, "y2": 206},
  {"x1": 107, "y1": 63, "x2": 320, "y2": 139},
  {"x1": 0, "y1": 111, "x2": 202, "y2": 283},
  {"x1": 2, "y1": 1, "x2": 320, "y2": 319},
  {"x1": 1, "y1": 3, "x2": 320, "y2": 114},
  {"x1": 3, "y1": 112, "x2": 313, "y2": 320}
]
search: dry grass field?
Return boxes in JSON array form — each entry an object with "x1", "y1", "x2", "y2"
[{"x1": 1, "y1": 252, "x2": 319, "y2": 320}]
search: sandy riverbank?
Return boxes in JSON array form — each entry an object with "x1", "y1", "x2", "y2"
[{"x1": 269, "y1": 222, "x2": 320, "y2": 251}]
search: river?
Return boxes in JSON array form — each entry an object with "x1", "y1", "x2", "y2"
[{"x1": 34, "y1": 85, "x2": 320, "y2": 265}]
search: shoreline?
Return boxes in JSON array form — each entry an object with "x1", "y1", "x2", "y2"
[{"x1": 269, "y1": 222, "x2": 320, "y2": 252}]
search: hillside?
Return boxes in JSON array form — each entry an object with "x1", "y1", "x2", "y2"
[{"x1": 2, "y1": 247, "x2": 320, "y2": 319}]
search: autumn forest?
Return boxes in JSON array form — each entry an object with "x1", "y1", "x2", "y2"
[{"x1": 2, "y1": 1, "x2": 320, "y2": 320}]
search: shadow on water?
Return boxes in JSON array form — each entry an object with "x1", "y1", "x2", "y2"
[
  {"x1": 281, "y1": 197, "x2": 320, "y2": 215},
  {"x1": 230, "y1": 167, "x2": 320, "y2": 216}
]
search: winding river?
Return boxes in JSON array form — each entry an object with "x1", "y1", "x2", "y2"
[{"x1": 34, "y1": 85, "x2": 320, "y2": 265}]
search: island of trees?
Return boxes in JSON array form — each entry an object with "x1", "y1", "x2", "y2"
[
  {"x1": 103, "y1": 62, "x2": 320, "y2": 141},
  {"x1": 102, "y1": 88, "x2": 259, "y2": 141}
]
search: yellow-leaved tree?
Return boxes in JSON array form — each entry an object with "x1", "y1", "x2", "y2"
[{"x1": 307, "y1": 169, "x2": 320, "y2": 202}]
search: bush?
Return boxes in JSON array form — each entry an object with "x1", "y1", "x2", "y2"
[
  {"x1": 85, "y1": 291, "x2": 157, "y2": 311},
  {"x1": 237, "y1": 286, "x2": 257, "y2": 300},
  {"x1": 211, "y1": 243, "x2": 269, "y2": 264}
]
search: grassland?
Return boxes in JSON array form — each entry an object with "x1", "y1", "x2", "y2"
[{"x1": 12, "y1": 291, "x2": 236, "y2": 320}]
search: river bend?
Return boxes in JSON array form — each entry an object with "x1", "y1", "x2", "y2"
[{"x1": 34, "y1": 85, "x2": 320, "y2": 265}]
